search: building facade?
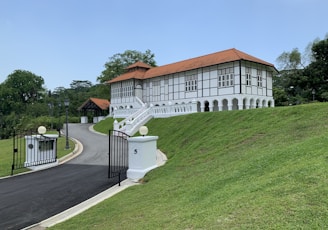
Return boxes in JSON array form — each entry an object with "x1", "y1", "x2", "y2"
[{"x1": 108, "y1": 48, "x2": 277, "y2": 120}]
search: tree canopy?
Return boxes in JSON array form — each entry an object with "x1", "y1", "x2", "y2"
[
  {"x1": 276, "y1": 48, "x2": 303, "y2": 70},
  {"x1": 97, "y1": 49, "x2": 157, "y2": 83},
  {"x1": 70, "y1": 80, "x2": 93, "y2": 90},
  {"x1": 3, "y1": 70, "x2": 44, "y2": 105},
  {"x1": 304, "y1": 38, "x2": 328, "y2": 100},
  {"x1": 274, "y1": 35, "x2": 328, "y2": 105}
]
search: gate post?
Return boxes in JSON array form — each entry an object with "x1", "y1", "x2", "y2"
[{"x1": 127, "y1": 135, "x2": 158, "y2": 182}]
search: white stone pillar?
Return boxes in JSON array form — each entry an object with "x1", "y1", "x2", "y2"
[
  {"x1": 113, "y1": 120, "x2": 119, "y2": 131},
  {"x1": 191, "y1": 100, "x2": 197, "y2": 112},
  {"x1": 127, "y1": 136, "x2": 159, "y2": 182},
  {"x1": 80, "y1": 116, "x2": 88, "y2": 124}
]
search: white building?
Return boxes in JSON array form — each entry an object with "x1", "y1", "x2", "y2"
[{"x1": 107, "y1": 48, "x2": 277, "y2": 135}]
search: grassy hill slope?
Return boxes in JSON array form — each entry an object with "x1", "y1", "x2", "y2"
[{"x1": 53, "y1": 103, "x2": 328, "y2": 229}]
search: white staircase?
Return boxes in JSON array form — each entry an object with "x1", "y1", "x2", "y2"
[
  {"x1": 113, "y1": 98, "x2": 153, "y2": 136},
  {"x1": 112, "y1": 98, "x2": 198, "y2": 136}
]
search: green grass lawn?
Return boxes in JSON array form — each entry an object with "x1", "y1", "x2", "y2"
[
  {"x1": 50, "y1": 103, "x2": 328, "y2": 228},
  {"x1": 93, "y1": 117, "x2": 122, "y2": 134},
  {"x1": 0, "y1": 133, "x2": 75, "y2": 177}
]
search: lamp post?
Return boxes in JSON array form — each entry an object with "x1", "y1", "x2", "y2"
[
  {"x1": 57, "y1": 102, "x2": 62, "y2": 137},
  {"x1": 64, "y1": 98, "x2": 70, "y2": 150},
  {"x1": 48, "y1": 102, "x2": 53, "y2": 130}
]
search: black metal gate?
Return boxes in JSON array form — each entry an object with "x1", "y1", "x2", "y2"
[
  {"x1": 12, "y1": 129, "x2": 58, "y2": 175},
  {"x1": 108, "y1": 130, "x2": 129, "y2": 185}
]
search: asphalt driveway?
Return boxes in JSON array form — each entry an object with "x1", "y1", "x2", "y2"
[{"x1": 0, "y1": 124, "x2": 119, "y2": 230}]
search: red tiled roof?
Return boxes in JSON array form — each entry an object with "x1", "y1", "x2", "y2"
[
  {"x1": 78, "y1": 98, "x2": 110, "y2": 111},
  {"x1": 126, "y1": 61, "x2": 153, "y2": 70},
  {"x1": 108, "y1": 48, "x2": 275, "y2": 84},
  {"x1": 109, "y1": 69, "x2": 146, "y2": 83},
  {"x1": 90, "y1": 98, "x2": 110, "y2": 110}
]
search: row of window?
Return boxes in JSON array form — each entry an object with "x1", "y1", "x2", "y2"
[
  {"x1": 111, "y1": 87, "x2": 120, "y2": 98},
  {"x1": 186, "y1": 67, "x2": 262, "y2": 90},
  {"x1": 112, "y1": 70, "x2": 267, "y2": 98},
  {"x1": 112, "y1": 86, "x2": 134, "y2": 98},
  {"x1": 185, "y1": 75, "x2": 197, "y2": 92},
  {"x1": 246, "y1": 67, "x2": 265, "y2": 86},
  {"x1": 152, "y1": 81, "x2": 160, "y2": 96}
]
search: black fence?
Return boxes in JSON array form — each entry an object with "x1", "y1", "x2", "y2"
[
  {"x1": 108, "y1": 130, "x2": 129, "y2": 186},
  {"x1": 12, "y1": 130, "x2": 58, "y2": 175}
]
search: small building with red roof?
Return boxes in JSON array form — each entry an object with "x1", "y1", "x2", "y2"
[
  {"x1": 107, "y1": 48, "x2": 277, "y2": 121},
  {"x1": 78, "y1": 97, "x2": 110, "y2": 123}
]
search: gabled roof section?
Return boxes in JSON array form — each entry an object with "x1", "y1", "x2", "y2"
[
  {"x1": 108, "y1": 61, "x2": 152, "y2": 83},
  {"x1": 108, "y1": 48, "x2": 276, "y2": 84},
  {"x1": 108, "y1": 69, "x2": 146, "y2": 83},
  {"x1": 126, "y1": 61, "x2": 152, "y2": 70},
  {"x1": 78, "y1": 97, "x2": 110, "y2": 111}
]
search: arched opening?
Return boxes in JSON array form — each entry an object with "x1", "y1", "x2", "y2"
[
  {"x1": 232, "y1": 98, "x2": 239, "y2": 110},
  {"x1": 213, "y1": 100, "x2": 219, "y2": 111},
  {"x1": 222, "y1": 99, "x2": 228, "y2": 111},
  {"x1": 262, "y1": 100, "x2": 266, "y2": 108},
  {"x1": 256, "y1": 99, "x2": 260, "y2": 108},
  {"x1": 243, "y1": 98, "x2": 247, "y2": 110},
  {"x1": 204, "y1": 101, "x2": 210, "y2": 112},
  {"x1": 268, "y1": 101, "x2": 272, "y2": 107}
]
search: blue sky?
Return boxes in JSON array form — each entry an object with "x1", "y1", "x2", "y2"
[{"x1": 0, "y1": 0, "x2": 327, "y2": 90}]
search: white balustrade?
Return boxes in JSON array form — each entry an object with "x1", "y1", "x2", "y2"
[
  {"x1": 151, "y1": 101, "x2": 197, "y2": 118},
  {"x1": 113, "y1": 98, "x2": 198, "y2": 135}
]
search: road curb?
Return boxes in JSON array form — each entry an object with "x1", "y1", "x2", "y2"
[{"x1": 24, "y1": 179, "x2": 138, "y2": 229}]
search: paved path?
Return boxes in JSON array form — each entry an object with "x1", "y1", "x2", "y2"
[{"x1": 0, "y1": 124, "x2": 120, "y2": 230}]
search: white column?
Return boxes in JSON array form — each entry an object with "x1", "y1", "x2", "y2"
[{"x1": 209, "y1": 101, "x2": 213, "y2": 112}]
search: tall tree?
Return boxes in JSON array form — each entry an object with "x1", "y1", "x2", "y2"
[
  {"x1": 274, "y1": 48, "x2": 305, "y2": 105},
  {"x1": 3, "y1": 70, "x2": 44, "y2": 106},
  {"x1": 304, "y1": 38, "x2": 328, "y2": 101},
  {"x1": 97, "y1": 49, "x2": 157, "y2": 83},
  {"x1": 302, "y1": 37, "x2": 321, "y2": 67},
  {"x1": 276, "y1": 48, "x2": 303, "y2": 70}
]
